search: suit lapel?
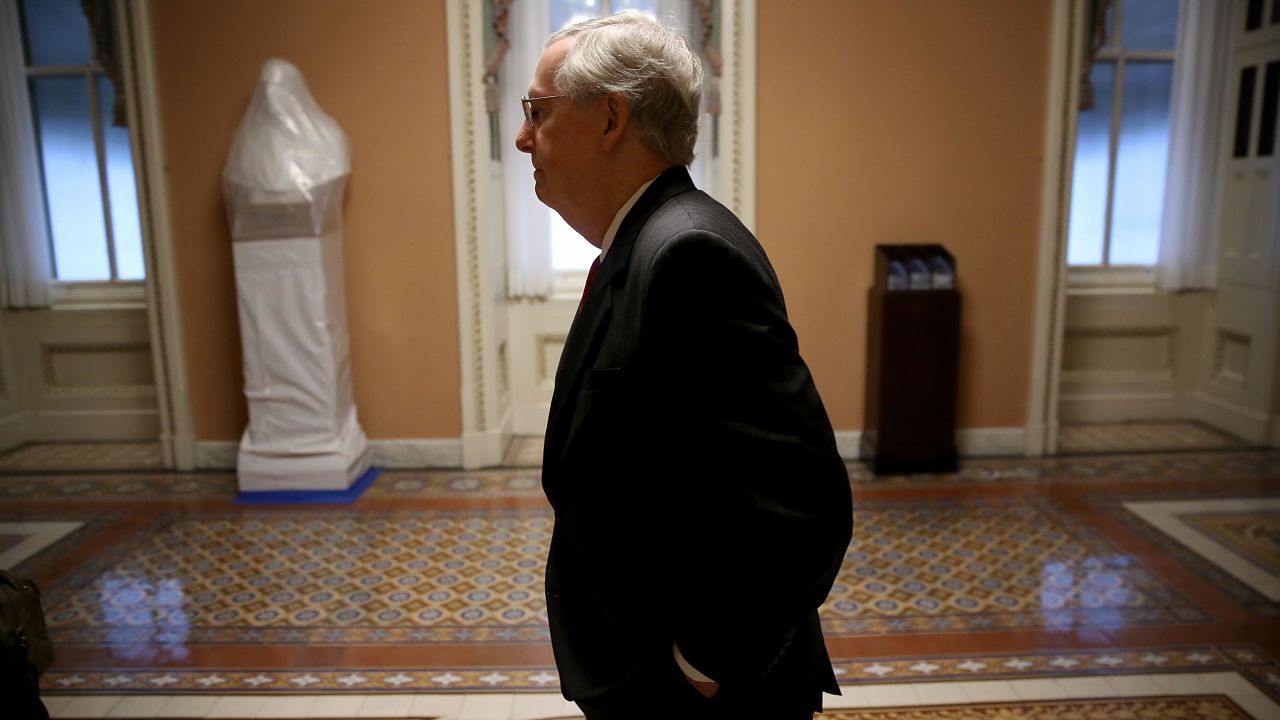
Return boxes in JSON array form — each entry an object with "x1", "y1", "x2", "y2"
[{"x1": 542, "y1": 167, "x2": 697, "y2": 498}]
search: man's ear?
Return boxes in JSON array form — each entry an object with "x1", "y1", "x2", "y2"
[{"x1": 601, "y1": 92, "x2": 629, "y2": 152}]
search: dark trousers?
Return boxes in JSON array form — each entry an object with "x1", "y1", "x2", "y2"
[{"x1": 574, "y1": 651, "x2": 822, "y2": 720}]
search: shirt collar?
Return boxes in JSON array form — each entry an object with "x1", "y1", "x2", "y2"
[{"x1": 600, "y1": 175, "x2": 659, "y2": 259}]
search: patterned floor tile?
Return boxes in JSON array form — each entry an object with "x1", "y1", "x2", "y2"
[
  {"x1": 823, "y1": 696, "x2": 1253, "y2": 719},
  {"x1": 0, "y1": 511, "x2": 127, "y2": 576},
  {"x1": 11, "y1": 448, "x2": 1279, "y2": 699},
  {"x1": 0, "y1": 532, "x2": 25, "y2": 553},
  {"x1": 820, "y1": 499, "x2": 1205, "y2": 635},
  {"x1": 1094, "y1": 493, "x2": 1280, "y2": 618},
  {"x1": 1058, "y1": 421, "x2": 1249, "y2": 455},
  {"x1": 39, "y1": 497, "x2": 1203, "y2": 650},
  {"x1": 0, "y1": 521, "x2": 86, "y2": 569},
  {"x1": 1183, "y1": 509, "x2": 1280, "y2": 577},
  {"x1": 45, "y1": 510, "x2": 553, "y2": 645}
]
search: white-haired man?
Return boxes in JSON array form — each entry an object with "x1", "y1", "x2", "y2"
[{"x1": 517, "y1": 12, "x2": 852, "y2": 719}]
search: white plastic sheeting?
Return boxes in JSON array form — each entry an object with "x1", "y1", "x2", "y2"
[{"x1": 223, "y1": 59, "x2": 370, "y2": 491}]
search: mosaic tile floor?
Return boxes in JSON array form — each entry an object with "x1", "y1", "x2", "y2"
[
  {"x1": 1057, "y1": 420, "x2": 1250, "y2": 455},
  {"x1": 4, "y1": 449, "x2": 1280, "y2": 719}
]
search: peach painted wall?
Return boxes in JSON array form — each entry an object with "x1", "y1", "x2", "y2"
[
  {"x1": 757, "y1": 0, "x2": 1051, "y2": 431},
  {"x1": 151, "y1": 0, "x2": 1053, "y2": 443},
  {"x1": 150, "y1": 0, "x2": 460, "y2": 440}
]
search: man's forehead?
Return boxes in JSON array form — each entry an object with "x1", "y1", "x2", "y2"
[{"x1": 529, "y1": 37, "x2": 573, "y2": 94}]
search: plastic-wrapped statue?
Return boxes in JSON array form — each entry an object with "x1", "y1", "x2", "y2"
[{"x1": 223, "y1": 59, "x2": 370, "y2": 492}]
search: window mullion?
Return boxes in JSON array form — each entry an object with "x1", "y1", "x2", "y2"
[
  {"x1": 1103, "y1": 55, "x2": 1125, "y2": 268},
  {"x1": 87, "y1": 71, "x2": 118, "y2": 281}
]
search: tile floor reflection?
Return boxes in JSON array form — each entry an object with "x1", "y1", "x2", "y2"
[{"x1": 2, "y1": 449, "x2": 1279, "y2": 718}]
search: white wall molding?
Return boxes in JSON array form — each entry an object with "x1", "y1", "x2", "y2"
[
  {"x1": 126, "y1": 0, "x2": 195, "y2": 470},
  {"x1": 195, "y1": 441, "x2": 237, "y2": 470},
  {"x1": 446, "y1": 0, "x2": 511, "y2": 470},
  {"x1": 1186, "y1": 391, "x2": 1271, "y2": 444},
  {"x1": 26, "y1": 409, "x2": 158, "y2": 441},
  {"x1": 716, "y1": 0, "x2": 757, "y2": 230},
  {"x1": 200, "y1": 428, "x2": 1040, "y2": 469},
  {"x1": 958, "y1": 427, "x2": 1028, "y2": 457},
  {"x1": 836, "y1": 427, "x2": 1028, "y2": 461},
  {"x1": 1058, "y1": 391, "x2": 1182, "y2": 423},
  {"x1": 1025, "y1": 0, "x2": 1081, "y2": 457},
  {"x1": 371, "y1": 439, "x2": 463, "y2": 469},
  {"x1": 197, "y1": 439, "x2": 467, "y2": 471},
  {"x1": 833, "y1": 431, "x2": 862, "y2": 461}
]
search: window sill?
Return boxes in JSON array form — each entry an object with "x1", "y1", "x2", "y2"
[
  {"x1": 52, "y1": 281, "x2": 146, "y2": 310},
  {"x1": 1066, "y1": 266, "x2": 1156, "y2": 295},
  {"x1": 553, "y1": 270, "x2": 589, "y2": 298}
]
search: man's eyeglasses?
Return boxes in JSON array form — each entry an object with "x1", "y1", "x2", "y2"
[{"x1": 521, "y1": 93, "x2": 568, "y2": 126}]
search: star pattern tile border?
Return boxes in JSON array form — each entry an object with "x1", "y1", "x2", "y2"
[
  {"x1": 38, "y1": 645, "x2": 1275, "y2": 694},
  {"x1": 1089, "y1": 491, "x2": 1280, "y2": 619}
]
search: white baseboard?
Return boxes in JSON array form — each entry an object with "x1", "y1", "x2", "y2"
[
  {"x1": 197, "y1": 439, "x2": 466, "y2": 471},
  {"x1": 162, "y1": 431, "x2": 198, "y2": 471},
  {"x1": 461, "y1": 404, "x2": 513, "y2": 469},
  {"x1": 26, "y1": 409, "x2": 159, "y2": 441},
  {"x1": 1057, "y1": 393, "x2": 1181, "y2": 424},
  {"x1": 373, "y1": 439, "x2": 462, "y2": 468},
  {"x1": 512, "y1": 401, "x2": 551, "y2": 436},
  {"x1": 957, "y1": 427, "x2": 1027, "y2": 456},
  {"x1": 834, "y1": 427, "x2": 1028, "y2": 461},
  {"x1": 833, "y1": 431, "x2": 862, "y2": 461},
  {"x1": 195, "y1": 441, "x2": 238, "y2": 470},
  {"x1": 1185, "y1": 391, "x2": 1270, "y2": 444},
  {"x1": 0, "y1": 412, "x2": 26, "y2": 454}
]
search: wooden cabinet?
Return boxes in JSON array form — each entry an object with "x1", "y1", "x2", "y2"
[{"x1": 860, "y1": 245, "x2": 960, "y2": 474}]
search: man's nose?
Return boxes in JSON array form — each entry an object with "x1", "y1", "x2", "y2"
[{"x1": 515, "y1": 121, "x2": 533, "y2": 154}]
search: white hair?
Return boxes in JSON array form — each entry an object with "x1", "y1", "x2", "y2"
[{"x1": 548, "y1": 11, "x2": 703, "y2": 166}]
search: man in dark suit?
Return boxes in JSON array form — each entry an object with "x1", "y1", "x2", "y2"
[{"x1": 516, "y1": 12, "x2": 853, "y2": 719}]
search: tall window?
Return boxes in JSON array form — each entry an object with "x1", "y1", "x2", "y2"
[
  {"x1": 1068, "y1": 0, "x2": 1180, "y2": 267},
  {"x1": 18, "y1": 0, "x2": 143, "y2": 282}
]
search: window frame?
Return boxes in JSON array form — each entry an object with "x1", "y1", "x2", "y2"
[
  {"x1": 20, "y1": 2, "x2": 142, "y2": 291},
  {"x1": 1067, "y1": 0, "x2": 1179, "y2": 288}
]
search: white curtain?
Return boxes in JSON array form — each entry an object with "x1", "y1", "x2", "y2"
[
  {"x1": 502, "y1": 0, "x2": 555, "y2": 299},
  {"x1": 1156, "y1": 0, "x2": 1233, "y2": 292},
  {"x1": 0, "y1": 0, "x2": 52, "y2": 307}
]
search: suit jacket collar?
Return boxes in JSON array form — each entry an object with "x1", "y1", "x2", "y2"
[{"x1": 592, "y1": 165, "x2": 696, "y2": 293}]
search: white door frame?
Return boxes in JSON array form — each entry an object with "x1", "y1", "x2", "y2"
[
  {"x1": 121, "y1": 0, "x2": 196, "y2": 469},
  {"x1": 1025, "y1": 0, "x2": 1084, "y2": 456},
  {"x1": 444, "y1": 0, "x2": 757, "y2": 468}
]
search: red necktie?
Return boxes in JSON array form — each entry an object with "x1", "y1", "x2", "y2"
[{"x1": 579, "y1": 256, "x2": 602, "y2": 313}]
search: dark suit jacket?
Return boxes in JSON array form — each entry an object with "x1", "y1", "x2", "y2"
[{"x1": 542, "y1": 166, "x2": 853, "y2": 705}]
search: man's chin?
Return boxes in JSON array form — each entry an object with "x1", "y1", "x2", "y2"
[{"x1": 533, "y1": 184, "x2": 553, "y2": 208}]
